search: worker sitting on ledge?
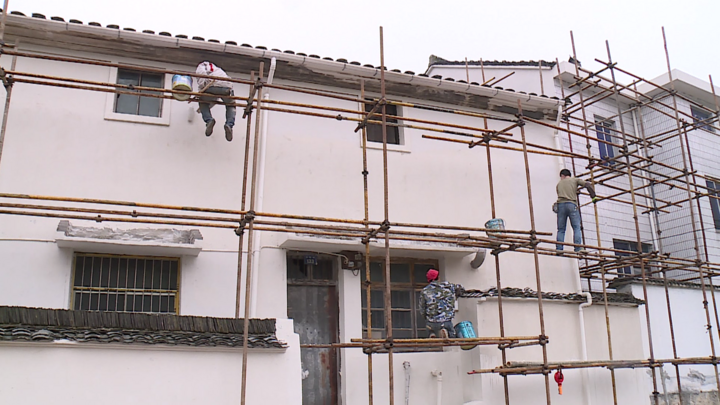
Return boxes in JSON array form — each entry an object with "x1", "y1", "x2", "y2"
[
  {"x1": 419, "y1": 269, "x2": 464, "y2": 338},
  {"x1": 196, "y1": 61, "x2": 236, "y2": 142},
  {"x1": 555, "y1": 168, "x2": 597, "y2": 254}
]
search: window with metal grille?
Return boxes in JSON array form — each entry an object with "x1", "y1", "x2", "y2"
[
  {"x1": 691, "y1": 106, "x2": 714, "y2": 132},
  {"x1": 114, "y1": 69, "x2": 164, "y2": 117},
  {"x1": 613, "y1": 239, "x2": 653, "y2": 276},
  {"x1": 364, "y1": 99, "x2": 402, "y2": 145},
  {"x1": 361, "y1": 258, "x2": 438, "y2": 339},
  {"x1": 72, "y1": 253, "x2": 179, "y2": 313},
  {"x1": 595, "y1": 116, "x2": 616, "y2": 164},
  {"x1": 706, "y1": 179, "x2": 720, "y2": 230}
]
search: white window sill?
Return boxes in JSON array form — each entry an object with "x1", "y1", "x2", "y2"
[
  {"x1": 104, "y1": 111, "x2": 170, "y2": 126},
  {"x1": 363, "y1": 141, "x2": 411, "y2": 154}
]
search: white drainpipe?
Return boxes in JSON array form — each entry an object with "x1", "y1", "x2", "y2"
[
  {"x1": 249, "y1": 56, "x2": 276, "y2": 317},
  {"x1": 431, "y1": 370, "x2": 443, "y2": 405},
  {"x1": 552, "y1": 103, "x2": 565, "y2": 171},
  {"x1": 403, "y1": 361, "x2": 411, "y2": 405},
  {"x1": 575, "y1": 272, "x2": 593, "y2": 405}
]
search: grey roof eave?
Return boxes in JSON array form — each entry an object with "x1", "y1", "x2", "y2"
[{"x1": 2, "y1": 14, "x2": 561, "y2": 117}]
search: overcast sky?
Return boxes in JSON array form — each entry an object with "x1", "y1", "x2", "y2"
[{"x1": 16, "y1": 0, "x2": 720, "y2": 85}]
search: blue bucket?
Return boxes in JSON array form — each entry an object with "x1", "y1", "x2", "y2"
[
  {"x1": 455, "y1": 321, "x2": 478, "y2": 350},
  {"x1": 171, "y1": 74, "x2": 193, "y2": 101},
  {"x1": 485, "y1": 218, "x2": 505, "y2": 238}
]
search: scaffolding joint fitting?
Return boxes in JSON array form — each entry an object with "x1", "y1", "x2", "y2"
[
  {"x1": 131, "y1": 210, "x2": 138, "y2": 218},
  {"x1": 335, "y1": 115, "x2": 343, "y2": 121},
  {"x1": 361, "y1": 170, "x2": 369, "y2": 176},
  {"x1": 539, "y1": 335, "x2": 548, "y2": 345},
  {"x1": 379, "y1": 220, "x2": 390, "y2": 232},
  {"x1": 94, "y1": 215, "x2": 103, "y2": 223}
]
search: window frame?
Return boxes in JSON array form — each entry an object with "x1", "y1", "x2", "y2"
[
  {"x1": 706, "y1": 178, "x2": 720, "y2": 230},
  {"x1": 690, "y1": 105, "x2": 714, "y2": 133},
  {"x1": 594, "y1": 116, "x2": 617, "y2": 165},
  {"x1": 104, "y1": 66, "x2": 172, "y2": 126},
  {"x1": 359, "y1": 97, "x2": 410, "y2": 153},
  {"x1": 612, "y1": 239, "x2": 653, "y2": 276},
  {"x1": 360, "y1": 257, "x2": 439, "y2": 340},
  {"x1": 70, "y1": 252, "x2": 181, "y2": 314}
]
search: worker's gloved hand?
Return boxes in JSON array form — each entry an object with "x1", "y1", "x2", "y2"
[{"x1": 592, "y1": 197, "x2": 599, "y2": 204}]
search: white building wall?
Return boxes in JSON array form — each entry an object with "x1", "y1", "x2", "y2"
[{"x1": 0, "y1": 43, "x2": 652, "y2": 405}]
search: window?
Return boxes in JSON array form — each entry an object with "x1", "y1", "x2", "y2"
[
  {"x1": 595, "y1": 116, "x2": 616, "y2": 164},
  {"x1": 114, "y1": 69, "x2": 164, "y2": 117},
  {"x1": 72, "y1": 253, "x2": 179, "y2": 313},
  {"x1": 613, "y1": 239, "x2": 653, "y2": 276},
  {"x1": 706, "y1": 179, "x2": 720, "y2": 230},
  {"x1": 365, "y1": 99, "x2": 401, "y2": 145},
  {"x1": 361, "y1": 258, "x2": 437, "y2": 339},
  {"x1": 691, "y1": 106, "x2": 714, "y2": 132}
]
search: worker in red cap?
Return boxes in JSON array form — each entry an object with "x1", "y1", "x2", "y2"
[{"x1": 418, "y1": 269, "x2": 464, "y2": 338}]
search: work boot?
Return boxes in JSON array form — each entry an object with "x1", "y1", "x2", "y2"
[
  {"x1": 224, "y1": 125, "x2": 233, "y2": 142},
  {"x1": 205, "y1": 119, "x2": 216, "y2": 136}
]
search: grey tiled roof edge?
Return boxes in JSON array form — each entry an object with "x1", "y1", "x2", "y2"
[
  {"x1": 0, "y1": 306, "x2": 286, "y2": 348},
  {"x1": 429, "y1": 55, "x2": 557, "y2": 68},
  {"x1": 461, "y1": 287, "x2": 645, "y2": 306},
  {"x1": 0, "y1": 325, "x2": 285, "y2": 348},
  {"x1": 0, "y1": 306, "x2": 275, "y2": 334}
]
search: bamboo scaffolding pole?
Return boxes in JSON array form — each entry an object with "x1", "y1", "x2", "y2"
[
  {"x1": 0, "y1": 40, "x2": 16, "y2": 168},
  {"x1": 240, "y1": 63, "x2": 265, "y2": 405},
  {"x1": 661, "y1": 26, "x2": 720, "y2": 394},
  {"x1": 377, "y1": 27, "x2": 395, "y2": 405},
  {"x1": 360, "y1": 79, "x2": 374, "y2": 405},
  {"x1": 469, "y1": 356, "x2": 720, "y2": 375},
  {"x1": 235, "y1": 71, "x2": 257, "y2": 319},
  {"x1": 516, "y1": 102, "x2": 552, "y2": 405},
  {"x1": 569, "y1": 31, "x2": 619, "y2": 403}
]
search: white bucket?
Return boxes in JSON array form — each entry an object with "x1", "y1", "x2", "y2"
[{"x1": 171, "y1": 74, "x2": 193, "y2": 101}]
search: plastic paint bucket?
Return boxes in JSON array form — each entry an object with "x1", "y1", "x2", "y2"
[
  {"x1": 171, "y1": 74, "x2": 193, "y2": 101},
  {"x1": 454, "y1": 321, "x2": 478, "y2": 350},
  {"x1": 485, "y1": 218, "x2": 506, "y2": 238}
]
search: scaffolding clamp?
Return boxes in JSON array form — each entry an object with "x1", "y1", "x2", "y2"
[
  {"x1": 235, "y1": 210, "x2": 256, "y2": 236},
  {"x1": 355, "y1": 98, "x2": 387, "y2": 132},
  {"x1": 0, "y1": 67, "x2": 12, "y2": 89}
]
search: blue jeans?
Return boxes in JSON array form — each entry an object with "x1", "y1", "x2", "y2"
[
  {"x1": 199, "y1": 86, "x2": 236, "y2": 128},
  {"x1": 556, "y1": 202, "x2": 582, "y2": 251},
  {"x1": 426, "y1": 320, "x2": 456, "y2": 338}
]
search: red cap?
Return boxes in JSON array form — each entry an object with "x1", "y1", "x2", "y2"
[{"x1": 426, "y1": 269, "x2": 439, "y2": 282}]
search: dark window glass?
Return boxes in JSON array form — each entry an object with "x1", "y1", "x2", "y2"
[
  {"x1": 365, "y1": 100, "x2": 401, "y2": 144},
  {"x1": 595, "y1": 117, "x2": 615, "y2": 164},
  {"x1": 115, "y1": 69, "x2": 164, "y2": 117},
  {"x1": 707, "y1": 180, "x2": 720, "y2": 230},
  {"x1": 72, "y1": 253, "x2": 179, "y2": 314},
  {"x1": 691, "y1": 106, "x2": 714, "y2": 132},
  {"x1": 613, "y1": 239, "x2": 653, "y2": 276},
  {"x1": 360, "y1": 259, "x2": 438, "y2": 340}
]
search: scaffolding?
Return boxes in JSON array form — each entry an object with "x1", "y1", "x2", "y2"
[{"x1": 1, "y1": 5, "x2": 720, "y2": 404}]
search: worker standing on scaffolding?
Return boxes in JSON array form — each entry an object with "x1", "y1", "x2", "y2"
[
  {"x1": 196, "y1": 61, "x2": 236, "y2": 142},
  {"x1": 419, "y1": 269, "x2": 463, "y2": 338},
  {"x1": 555, "y1": 168, "x2": 597, "y2": 254}
]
